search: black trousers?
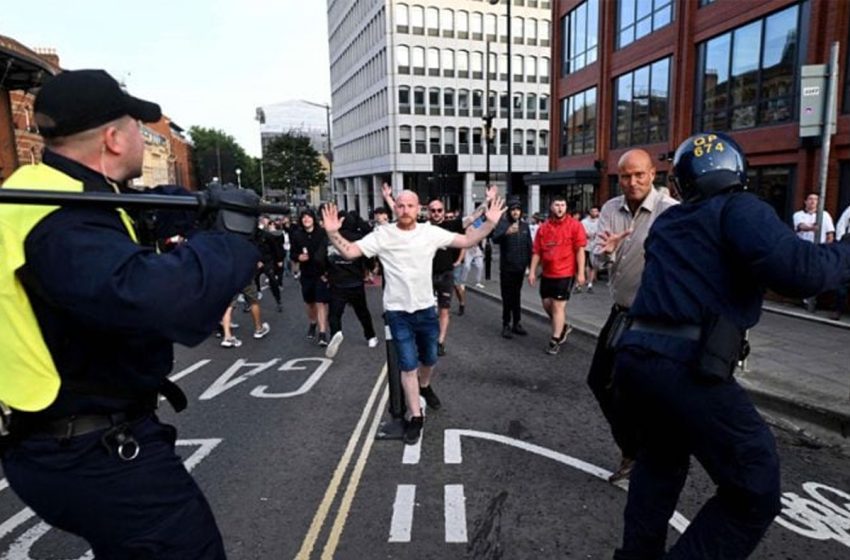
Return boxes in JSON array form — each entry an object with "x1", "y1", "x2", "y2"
[
  {"x1": 255, "y1": 260, "x2": 281, "y2": 304},
  {"x1": 586, "y1": 305, "x2": 638, "y2": 459},
  {"x1": 329, "y1": 285, "x2": 376, "y2": 339},
  {"x1": 500, "y1": 270, "x2": 525, "y2": 326}
]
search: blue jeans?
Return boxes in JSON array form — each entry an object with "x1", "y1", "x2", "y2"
[{"x1": 385, "y1": 307, "x2": 439, "y2": 372}]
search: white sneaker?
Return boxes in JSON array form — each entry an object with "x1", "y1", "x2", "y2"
[
  {"x1": 253, "y1": 322, "x2": 271, "y2": 339},
  {"x1": 325, "y1": 331, "x2": 344, "y2": 358},
  {"x1": 220, "y1": 336, "x2": 242, "y2": 348},
  {"x1": 367, "y1": 337, "x2": 379, "y2": 348},
  {"x1": 475, "y1": 283, "x2": 485, "y2": 289}
]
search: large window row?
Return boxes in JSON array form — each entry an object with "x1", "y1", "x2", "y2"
[
  {"x1": 617, "y1": 0, "x2": 673, "y2": 49},
  {"x1": 335, "y1": 127, "x2": 390, "y2": 165},
  {"x1": 614, "y1": 57, "x2": 670, "y2": 148},
  {"x1": 560, "y1": 87, "x2": 597, "y2": 156},
  {"x1": 395, "y1": 4, "x2": 550, "y2": 46},
  {"x1": 398, "y1": 86, "x2": 549, "y2": 121},
  {"x1": 329, "y1": 0, "x2": 383, "y2": 54},
  {"x1": 396, "y1": 46, "x2": 549, "y2": 84},
  {"x1": 560, "y1": 0, "x2": 598, "y2": 75},
  {"x1": 399, "y1": 125, "x2": 549, "y2": 157},
  {"x1": 334, "y1": 89, "x2": 388, "y2": 138},
  {"x1": 695, "y1": 3, "x2": 801, "y2": 131},
  {"x1": 332, "y1": 49, "x2": 386, "y2": 110},
  {"x1": 330, "y1": 8, "x2": 385, "y2": 85}
]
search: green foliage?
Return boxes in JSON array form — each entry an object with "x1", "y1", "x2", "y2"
[
  {"x1": 263, "y1": 132, "x2": 327, "y2": 199},
  {"x1": 189, "y1": 126, "x2": 260, "y2": 193}
]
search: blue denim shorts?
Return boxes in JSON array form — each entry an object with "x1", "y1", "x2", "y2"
[{"x1": 385, "y1": 307, "x2": 439, "y2": 372}]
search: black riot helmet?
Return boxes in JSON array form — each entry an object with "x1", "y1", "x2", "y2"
[{"x1": 671, "y1": 132, "x2": 748, "y2": 203}]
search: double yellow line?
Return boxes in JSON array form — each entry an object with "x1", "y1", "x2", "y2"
[{"x1": 295, "y1": 363, "x2": 389, "y2": 559}]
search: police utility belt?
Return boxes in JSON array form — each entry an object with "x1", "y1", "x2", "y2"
[{"x1": 612, "y1": 313, "x2": 750, "y2": 383}]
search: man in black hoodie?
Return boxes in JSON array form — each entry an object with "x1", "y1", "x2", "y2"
[
  {"x1": 290, "y1": 208, "x2": 330, "y2": 345},
  {"x1": 492, "y1": 196, "x2": 533, "y2": 338},
  {"x1": 324, "y1": 211, "x2": 379, "y2": 358}
]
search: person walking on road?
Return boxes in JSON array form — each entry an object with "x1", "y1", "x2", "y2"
[
  {"x1": 588, "y1": 149, "x2": 678, "y2": 483},
  {"x1": 290, "y1": 208, "x2": 331, "y2": 345},
  {"x1": 492, "y1": 196, "x2": 533, "y2": 338},
  {"x1": 578, "y1": 206, "x2": 600, "y2": 293},
  {"x1": 528, "y1": 196, "x2": 586, "y2": 355},
  {"x1": 612, "y1": 133, "x2": 850, "y2": 559},
  {"x1": 320, "y1": 191, "x2": 506, "y2": 444},
  {"x1": 0, "y1": 69, "x2": 260, "y2": 558},
  {"x1": 427, "y1": 199, "x2": 465, "y2": 356}
]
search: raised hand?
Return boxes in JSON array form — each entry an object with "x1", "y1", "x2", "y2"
[
  {"x1": 485, "y1": 195, "x2": 507, "y2": 224},
  {"x1": 597, "y1": 229, "x2": 632, "y2": 254},
  {"x1": 321, "y1": 203, "x2": 345, "y2": 233}
]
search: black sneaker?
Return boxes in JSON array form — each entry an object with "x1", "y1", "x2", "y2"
[
  {"x1": 546, "y1": 339, "x2": 560, "y2": 355},
  {"x1": 458, "y1": 304, "x2": 465, "y2": 316},
  {"x1": 403, "y1": 416, "x2": 424, "y2": 445},
  {"x1": 307, "y1": 323, "x2": 317, "y2": 340},
  {"x1": 437, "y1": 342, "x2": 446, "y2": 356},
  {"x1": 318, "y1": 332, "x2": 330, "y2": 347},
  {"x1": 420, "y1": 385, "x2": 441, "y2": 410},
  {"x1": 557, "y1": 324, "x2": 573, "y2": 346},
  {"x1": 501, "y1": 325, "x2": 513, "y2": 339},
  {"x1": 276, "y1": 302, "x2": 283, "y2": 312},
  {"x1": 512, "y1": 323, "x2": 528, "y2": 336}
]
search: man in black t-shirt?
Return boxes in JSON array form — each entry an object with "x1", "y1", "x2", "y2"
[{"x1": 428, "y1": 199, "x2": 465, "y2": 357}]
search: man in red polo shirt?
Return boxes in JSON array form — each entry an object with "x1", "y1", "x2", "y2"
[{"x1": 529, "y1": 195, "x2": 587, "y2": 355}]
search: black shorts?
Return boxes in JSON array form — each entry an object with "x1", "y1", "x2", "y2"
[
  {"x1": 432, "y1": 270, "x2": 455, "y2": 309},
  {"x1": 540, "y1": 276, "x2": 574, "y2": 301},
  {"x1": 300, "y1": 276, "x2": 331, "y2": 304}
]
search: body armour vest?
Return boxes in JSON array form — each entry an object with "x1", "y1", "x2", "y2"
[{"x1": 0, "y1": 164, "x2": 137, "y2": 411}]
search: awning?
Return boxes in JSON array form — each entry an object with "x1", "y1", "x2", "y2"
[
  {"x1": 523, "y1": 168, "x2": 600, "y2": 187},
  {"x1": 0, "y1": 35, "x2": 59, "y2": 90}
]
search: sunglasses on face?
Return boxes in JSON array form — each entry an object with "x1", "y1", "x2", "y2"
[{"x1": 429, "y1": 208, "x2": 444, "y2": 213}]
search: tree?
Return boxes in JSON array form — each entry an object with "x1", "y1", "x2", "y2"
[
  {"x1": 189, "y1": 126, "x2": 260, "y2": 193},
  {"x1": 263, "y1": 133, "x2": 326, "y2": 201}
]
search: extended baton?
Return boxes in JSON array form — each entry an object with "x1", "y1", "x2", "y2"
[{"x1": 0, "y1": 188, "x2": 290, "y2": 215}]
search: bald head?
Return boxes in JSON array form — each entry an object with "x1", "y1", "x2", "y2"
[
  {"x1": 617, "y1": 149, "x2": 654, "y2": 170},
  {"x1": 617, "y1": 149, "x2": 656, "y2": 208},
  {"x1": 394, "y1": 190, "x2": 421, "y2": 230},
  {"x1": 397, "y1": 190, "x2": 420, "y2": 205}
]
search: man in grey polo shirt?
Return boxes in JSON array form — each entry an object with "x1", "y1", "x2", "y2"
[{"x1": 588, "y1": 148, "x2": 678, "y2": 483}]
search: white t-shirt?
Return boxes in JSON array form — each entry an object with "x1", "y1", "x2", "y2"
[
  {"x1": 835, "y1": 206, "x2": 850, "y2": 242},
  {"x1": 357, "y1": 222, "x2": 456, "y2": 312},
  {"x1": 581, "y1": 216, "x2": 599, "y2": 246},
  {"x1": 793, "y1": 209, "x2": 834, "y2": 243}
]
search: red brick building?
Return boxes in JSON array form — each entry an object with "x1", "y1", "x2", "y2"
[{"x1": 548, "y1": 0, "x2": 850, "y2": 224}]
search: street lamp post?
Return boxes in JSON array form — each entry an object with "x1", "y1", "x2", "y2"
[
  {"x1": 489, "y1": 0, "x2": 511, "y2": 196},
  {"x1": 301, "y1": 100, "x2": 334, "y2": 202},
  {"x1": 235, "y1": 168, "x2": 242, "y2": 188}
]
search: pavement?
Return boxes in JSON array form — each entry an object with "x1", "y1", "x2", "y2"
[{"x1": 465, "y1": 262, "x2": 850, "y2": 442}]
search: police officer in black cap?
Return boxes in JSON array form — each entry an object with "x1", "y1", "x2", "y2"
[
  {"x1": 0, "y1": 70, "x2": 259, "y2": 558},
  {"x1": 612, "y1": 132, "x2": 850, "y2": 559}
]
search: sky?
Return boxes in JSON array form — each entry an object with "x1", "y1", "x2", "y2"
[{"x1": 2, "y1": 0, "x2": 331, "y2": 157}]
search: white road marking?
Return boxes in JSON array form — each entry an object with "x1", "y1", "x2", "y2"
[
  {"x1": 251, "y1": 358, "x2": 332, "y2": 398},
  {"x1": 402, "y1": 433, "x2": 422, "y2": 465},
  {"x1": 444, "y1": 484, "x2": 468, "y2": 543},
  {"x1": 0, "y1": 439, "x2": 222, "y2": 560},
  {"x1": 388, "y1": 485, "x2": 417, "y2": 542},
  {"x1": 443, "y1": 429, "x2": 690, "y2": 534},
  {"x1": 159, "y1": 359, "x2": 211, "y2": 402},
  {"x1": 198, "y1": 358, "x2": 280, "y2": 400}
]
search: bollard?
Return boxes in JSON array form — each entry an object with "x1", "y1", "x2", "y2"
[
  {"x1": 376, "y1": 319, "x2": 406, "y2": 440},
  {"x1": 484, "y1": 238, "x2": 492, "y2": 281}
]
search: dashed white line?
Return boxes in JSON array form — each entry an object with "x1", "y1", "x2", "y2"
[
  {"x1": 388, "y1": 485, "x2": 417, "y2": 542},
  {"x1": 444, "y1": 484, "x2": 468, "y2": 543}
]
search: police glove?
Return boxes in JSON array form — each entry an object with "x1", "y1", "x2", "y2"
[{"x1": 199, "y1": 184, "x2": 260, "y2": 236}]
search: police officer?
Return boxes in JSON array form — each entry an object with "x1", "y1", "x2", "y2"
[
  {"x1": 0, "y1": 70, "x2": 259, "y2": 558},
  {"x1": 612, "y1": 132, "x2": 850, "y2": 559}
]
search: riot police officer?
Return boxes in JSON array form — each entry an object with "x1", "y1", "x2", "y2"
[{"x1": 612, "y1": 132, "x2": 850, "y2": 559}]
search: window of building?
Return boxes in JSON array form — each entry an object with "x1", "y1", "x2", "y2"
[
  {"x1": 513, "y1": 129, "x2": 524, "y2": 155},
  {"x1": 459, "y1": 127, "x2": 471, "y2": 154},
  {"x1": 488, "y1": 51, "x2": 497, "y2": 78},
  {"x1": 485, "y1": 13, "x2": 497, "y2": 40},
  {"x1": 488, "y1": 91, "x2": 497, "y2": 115},
  {"x1": 472, "y1": 51, "x2": 484, "y2": 79},
  {"x1": 472, "y1": 89, "x2": 484, "y2": 117},
  {"x1": 459, "y1": 89, "x2": 470, "y2": 117},
  {"x1": 444, "y1": 49, "x2": 455, "y2": 77},
  {"x1": 513, "y1": 17, "x2": 525, "y2": 44},
  {"x1": 614, "y1": 57, "x2": 670, "y2": 148},
  {"x1": 444, "y1": 126, "x2": 456, "y2": 154},
  {"x1": 540, "y1": 56, "x2": 550, "y2": 83},
  {"x1": 412, "y1": 47, "x2": 425, "y2": 75},
  {"x1": 472, "y1": 12, "x2": 484, "y2": 40},
  {"x1": 540, "y1": 19, "x2": 550, "y2": 46},
  {"x1": 429, "y1": 87, "x2": 441, "y2": 116},
  {"x1": 428, "y1": 48, "x2": 440, "y2": 77},
  {"x1": 526, "y1": 130, "x2": 537, "y2": 155},
  {"x1": 696, "y1": 4, "x2": 800, "y2": 131},
  {"x1": 746, "y1": 165, "x2": 793, "y2": 223},
  {"x1": 561, "y1": 0, "x2": 598, "y2": 75},
  {"x1": 513, "y1": 92, "x2": 524, "y2": 119},
  {"x1": 513, "y1": 55, "x2": 524, "y2": 81},
  {"x1": 441, "y1": 8, "x2": 454, "y2": 38},
  {"x1": 540, "y1": 94, "x2": 550, "y2": 119},
  {"x1": 473, "y1": 127, "x2": 484, "y2": 154},
  {"x1": 500, "y1": 92, "x2": 510, "y2": 118},
  {"x1": 411, "y1": 6, "x2": 424, "y2": 34},
  {"x1": 527, "y1": 55, "x2": 537, "y2": 82},
  {"x1": 397, "y1": 45, "x2": 410, "y2": 74},
  {"x1": 499, "y1": 128, "x2": 509, "y2": 155},
  {"x1": 498, "y1": 15, "x2": 509, "y2": 42},
  {"x1": 444, "y1": 88, "x2": 456, "y2": 116},
  {"x1": 499, "y1": 53, "x2": 509, "y2": 80},
  {"x1": 430, "y1": 127, "x2": 442, "y2": 154},
  {"x1": 526, "y1": 18, "x2": 538, "y2": 45},
  {"x1": 413, "y1": 87, "x2": 426, "y2": 115},
  {"x1": 617, "y1": 0, "x2": 673, "y2": 49},
  {"x1": 539, "y1": 130, "x2": 549, "y2": 155},
  {"x1": 526, "y1": 92, "x2": 537, "y2": 119},
  {"x1": 399, "y1": 86, "x2": 411, "y2": 114},
  {"x1": 415, "y1": 126, "x2": 427, "y2": 153},
  {"x1": 560, "y1": 87, "x2": 597, "y2": 156},
  {"x1": 845, "y1": 24, "x2": 850, "y2": 113},
  {"x1": 458, "y1": 10, "x2": 470, "y2": 39},
  {"x1": 458, "y1": 50, "x2": 470, "y2": 78},
  {"x1": 699, "y1": 0, "x2": 716, "y2": 6},
  {"x1": 426, "y1": 7, "x2": 440, "y2": 36},
  {"x1": 396, "y1": 4, "x2": 409, "y2": 33},
  {"x1": 400, "y1": 125, "x2": 412, "y2": 153}
]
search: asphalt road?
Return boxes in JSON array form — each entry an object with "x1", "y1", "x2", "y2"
[{"x1": 1, "y1": 278, "x2": 849, "y2": 559}]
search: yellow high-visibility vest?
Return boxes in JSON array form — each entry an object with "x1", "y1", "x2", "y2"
[{"x1": 0, "y1": 164, "x2": 136, "y2": 411}]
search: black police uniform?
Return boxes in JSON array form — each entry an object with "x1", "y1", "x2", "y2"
[
  {"x1": 612, "y1": 133, "x2": 850, "y2": 559},
  {"x1": 3, "y1": 151, "x2": 259, "y2": 559}
]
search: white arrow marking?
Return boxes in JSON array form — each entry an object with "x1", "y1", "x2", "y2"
[
  {"x1": 444, "y1": 484, "x2": 468, "y2": 543},
  {"x1": 444, "y1": 429, "x2": 690, "y2": 534},
  {"x1": 198, "y1": 359, "x2": 280, "y2": 400},
  {"x1": 159, "y1": 359, "x2": 211, "y2": 402},
  {"x1": 389, "y1": 485, "x2": 416, "y2": 543}
]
